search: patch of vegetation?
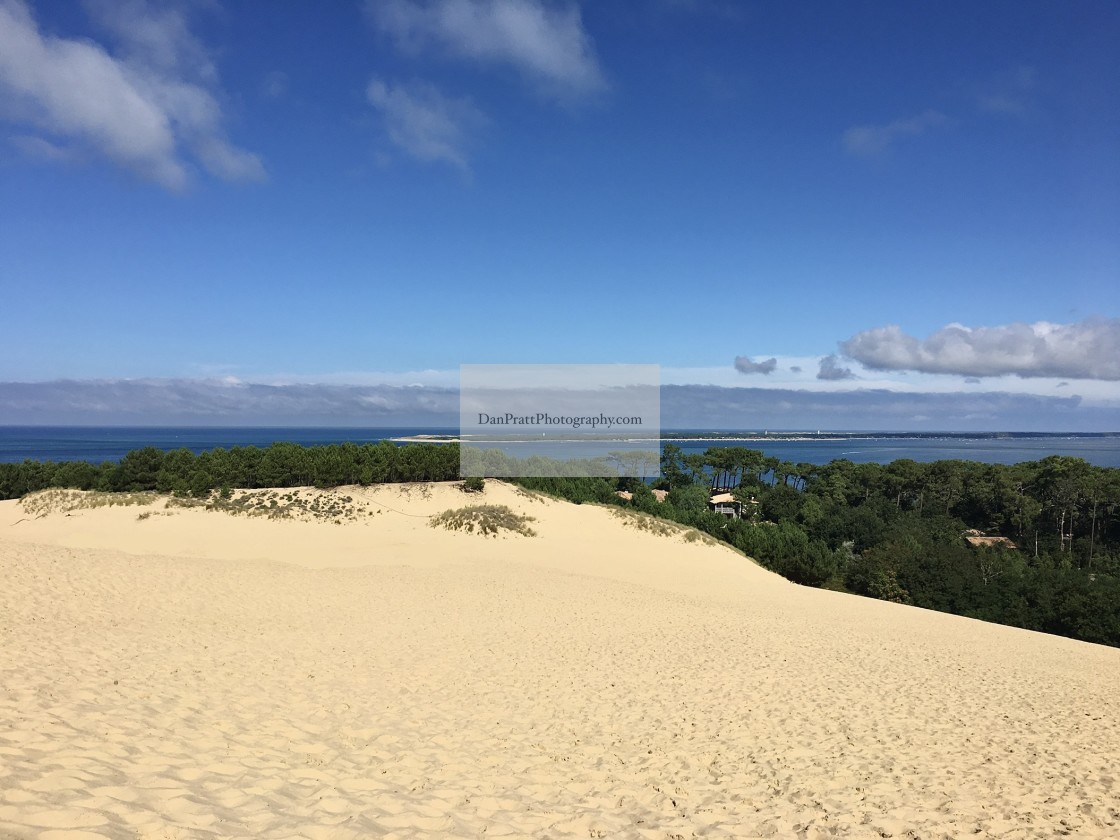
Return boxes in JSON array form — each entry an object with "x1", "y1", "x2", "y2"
[
  {"x1": 397, "y1": 483, "x2": 434, "y2": 500},
  {"x1": 461, "y1": 476, "x2": 486, "y2": 493},
  {"x1": 682, "y1": 529, "x2": 719, "y2": 546},
  {"x1": 610, "y1": 507, "x2": 684, "y2": 537},
  {"x1": 20, "y1": 488, "x2": 160, "y2": 517},
  {"x1": 429, "y1": 504, "x2": 537, "y2": 538},
  {"x1": 610, "y1": 507, "x2": 718, "y2": 545},
  {"x1": 0, "y1": 440, "x2": 462, "y2": 501},
  {"x1": 165, "y1": 495, "x2": 207, "y2": 510},
  {"x1": 136, "y1": 510, "x2": 177, "y2": 521},
  {"x1": 512, "y1": 484, "x2": 547, "y2": 504},
  {"x1": 200, "y1": 489, "x2": 371, "y2": 523}
]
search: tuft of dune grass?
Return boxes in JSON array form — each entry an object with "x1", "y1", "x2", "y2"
[
  {"x1": 429, "y1": 504, "x2": 537, "y2": 538},
  {"x1": 19, "y1": 487, "x2": 377, "y2": 525},
  {"x1": 610, "y1": 507, "x2": 719, "y2": 546},
  {"x1": 193, "y1": 489, "x2": 370, "y2": 523},
  {"x1": 20, "y1": 489, "x2": 160, "y2": 517}
]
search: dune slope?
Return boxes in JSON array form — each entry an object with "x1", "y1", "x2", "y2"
[{"x1": 1, "y1": 482, "x2": 1118, "y2": 839}]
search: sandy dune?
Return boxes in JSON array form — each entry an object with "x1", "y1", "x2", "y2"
[{"x1": 1, "y1": 481, "x2": 1118, "y2": 839}]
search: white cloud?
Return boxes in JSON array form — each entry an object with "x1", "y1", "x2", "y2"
[
  {"x1": 0, "y1": 0, "x2": 264, "y2": 189},
  {"x1": 10, "y1": 131, "x2": 73, "y2": 161},
  {"x1": 194, "y1": 135, "x2": 268, "y2": 182},
  {"x1": 842, "y1": 109, "x2": 947, "y2": 156},
  {"x1": 84, "y1": 0, "x2": 214, "y2": 80},
  {"x1": 369, "y1": 0, "x2": 605, "y2": 97},
  {"x1": 367, "y1": 77, "x2": 482, "y2": 169},
  {"x1": 841, "y1": 318, "x2": 1120, "y2": 381},
  {"x1": 734, "y1": 355, "x2": 777, "y2": 375}
]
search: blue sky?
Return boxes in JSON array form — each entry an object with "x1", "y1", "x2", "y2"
[{"x1": 0, "y1": 0, "x2": 1118, "y2": 429}]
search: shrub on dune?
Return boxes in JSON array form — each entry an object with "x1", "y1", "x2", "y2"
[{"x1": 429, "y1": 504, "x2": 536, "y2": 537}]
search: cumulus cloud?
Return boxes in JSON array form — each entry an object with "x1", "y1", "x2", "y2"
[
  {"x1": 369, "y1": 0, "x2": 605, "y2": 97},
  {"x1": 367, "y1": 78, "x2": 483, "y2": 169},
  {"x1": 84, "y1": 0, "x2": 214, "y2": 79},
  {"x1": 842, "y1": 109, "x2": 947, "y2": 156},
  {"x1": 817, "y1": 355, "x2": 855, "y2": 381},
  {"x1": 789, "y1": 366, "x2": 802, "y2": 373},
  {"x1": 0, "y1": 0, "x2": 264, "y2": 189},
  {"x1": 734, "y1": 355, "x2": 777, "y2": 375},
  {"x1": 840, "y1": 318, "x2": 1120, "y2": 381}
]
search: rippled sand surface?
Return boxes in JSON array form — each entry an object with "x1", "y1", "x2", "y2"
[{"x1": 2, "y1": 482, "x2": 1118, "y2": 838}]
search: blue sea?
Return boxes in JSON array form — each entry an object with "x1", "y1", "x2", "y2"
[
  {"x1": 1, "y1": 427, "x2": 1118, "y2": 468},
  {"x1": 0, "y1": 426, "x2": 443, "y2": 465}
]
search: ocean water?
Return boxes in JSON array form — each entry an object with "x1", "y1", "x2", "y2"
[
  {"x1": 0, "y1": 427, "x2": 1118, "y2": 468},
  {"x1": 0, "y1": 426, "x2": 455, "y2": 465}
]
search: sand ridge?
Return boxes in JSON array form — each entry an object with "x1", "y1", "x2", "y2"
[{"x1": 1, "y1": 481, "x2": 1118, "y2": 838}]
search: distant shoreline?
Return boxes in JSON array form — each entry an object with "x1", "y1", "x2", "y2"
[
  {"x1": 394, "y1": 431, "x2": 1120, "y2": 444},
  {"x1": 4, "y1": 427, "x2": 1119, "y2": 468},
  {"x1": 2, "y1": 425, "x2": 1116, "y2": 438},
  {"x1": 664, "y1": 430, "x2": 1120, "y2": 439}
]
